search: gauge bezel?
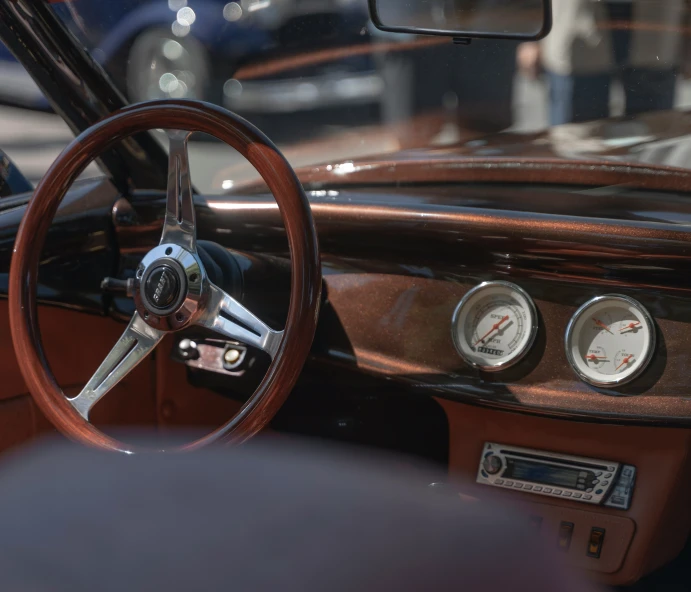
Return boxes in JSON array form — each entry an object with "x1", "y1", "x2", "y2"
[
  {"x1": 564, "y1": 294, "x2": 656, "y2": 388},
  {"x1": 451, "y1": 281, "x2": 539, "y2": 372}
]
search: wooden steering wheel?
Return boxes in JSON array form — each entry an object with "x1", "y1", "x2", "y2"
[{"x1": 8, "y1": 100, "x2": 321, "y2": 453}]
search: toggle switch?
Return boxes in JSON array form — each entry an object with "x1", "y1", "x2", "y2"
[
  {"x1": 529, "y1": 515, "x2": 543, "y2": 532},
  {"x1": 587, "y1": 527, "x2": 605, "y2": 558},
  {"x1": 557, "y1": 521, "x2": 574, "y2": 552}
]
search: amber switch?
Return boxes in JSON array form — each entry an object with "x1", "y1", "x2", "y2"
[
  {"x1": 587, "y1": 527, "x2": 605, "y2": 558},
  {"x1": 557, "y1": 521, "x2": 574, "y2": 552}
]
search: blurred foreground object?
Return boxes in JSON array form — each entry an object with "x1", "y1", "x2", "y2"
[{"x1": 0, "y1": 438, "x2": 594, "y2": 591}]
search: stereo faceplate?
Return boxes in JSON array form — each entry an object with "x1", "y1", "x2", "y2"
[{"x1": 477, "y1": 443, "x2": 636, "y2": 510}]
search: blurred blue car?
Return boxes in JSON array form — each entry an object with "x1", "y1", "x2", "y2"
[{"x1": 0, "y1": 0, "x2": 384, "y2": 120}]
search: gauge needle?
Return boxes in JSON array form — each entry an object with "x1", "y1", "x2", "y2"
[
  {"x1": 474, "y1": 315, "x2": 510, "y2": 346},
  {"x1": 619, "y1": 321, "x2": 640, "y2": 333},
  {"x1": 592, "y1": 318, "x2": 613, "y2": 334},
  {"x1": 616, "y1": 354, "x2": 635, "y2": 371},
  {"x1": 585, "y1": 355, "x2": 608, "y2": 362}
]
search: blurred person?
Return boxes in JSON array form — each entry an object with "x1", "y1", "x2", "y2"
[
  {"x1": 520, "y1": 0, "x2": 687, "y2": 125},
  {"x1": 374, "y1": 0, "x2": 521, "y2": 141}
]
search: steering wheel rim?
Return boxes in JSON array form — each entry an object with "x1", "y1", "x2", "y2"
[{"x1": 9, "y1": 100, "x2": 321, "y2": 453}]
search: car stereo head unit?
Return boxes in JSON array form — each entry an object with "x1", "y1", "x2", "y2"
[{"x1": 476, "y1": 443, "x2": 636, "y2": 510}]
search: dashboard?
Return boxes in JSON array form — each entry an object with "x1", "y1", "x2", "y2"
[
  {"x1": 111, "y1": 180, "x2": 691, "y2": 426},
  {"x1": 7, "y1": 176, "x2": 691, "y2": 426},
  {"x1": 3, "y1": 173, "x2": 691, "y2": 585}
]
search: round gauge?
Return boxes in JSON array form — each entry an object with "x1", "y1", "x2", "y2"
[
  {"x1": 565, "y1": 295, "x2": 655, "y2": 387},
  {"x1": 452, "y1": 281, "x2": 538, "y2": 371}
]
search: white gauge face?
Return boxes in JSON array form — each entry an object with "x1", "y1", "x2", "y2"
[
  {"x1": 452, "y1": 281, "x2": 538, "y2": 371},
  {"x1": 566, "y1": 295, "x2": 655, "y2": 387}
]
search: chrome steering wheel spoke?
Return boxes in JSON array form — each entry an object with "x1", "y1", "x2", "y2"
[
  {"x1": 68, "y1": 313, "x2": 164, "y2": 420},
  {"x1": 197, "y1": 282, "x2": 283, "y2": 358},
  {"x1": 161, "y1": 129, "x2": 196, "y2": 252},
  {"x1": 71, "y1": 128, "x2": 282, "y2": 423}
]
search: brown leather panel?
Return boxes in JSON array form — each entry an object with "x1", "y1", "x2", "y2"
[
  {"x1": 63, "y1": 364, "x2": 157, "y2": 430},
  {"x1": 438, "y1": 398, "x2": 691, "y2": 585},
  {"x1": 0, "y1": 396, "x2": 37, "y2": 454},
  {"x1": 521, "y1": 502, "x2": 635, "y2": 574},
  {"x1": 0, "y1": 299, "x2": 238, "y2": 446},
  {"x1": 155, "y1": 337, "x2": 244, "y2": 432},
  {"x1": 0, "y1": 300, "x2": 154, "y2": 400},
  {"x1": 0, "y1": 300, "x2": 157, "y2": 445},
  {"x1": 320, "y1": 273, "x2": 691, "y2": 421}
]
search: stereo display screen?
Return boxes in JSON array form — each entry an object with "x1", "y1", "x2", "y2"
[{"x1": 504, "y1": 458, "x2": 581, "y2": 488}]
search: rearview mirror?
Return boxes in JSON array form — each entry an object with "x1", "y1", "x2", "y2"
[{"x1": 368, "y1": 0, "x2": 552, "y2": 41}]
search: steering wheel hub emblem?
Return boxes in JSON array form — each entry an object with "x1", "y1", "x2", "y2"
[
  {"x1": 134, "y1": 244, "x2": 203, "y2": 331},
  {"x1": 145, "y1": 264, "x2": 180, "y2": 309}
]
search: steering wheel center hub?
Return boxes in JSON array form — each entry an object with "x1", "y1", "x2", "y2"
[
  {"x1": 145, "y1": 264, "x2": 180, "y2": 309},
  {"x1": 134, "y1": 244, "x2": 204, "y2": 331}
]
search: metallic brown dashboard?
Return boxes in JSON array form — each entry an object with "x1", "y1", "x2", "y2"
[{"x1": 116, "y1": 178, "x2": 691, "y2": 426}]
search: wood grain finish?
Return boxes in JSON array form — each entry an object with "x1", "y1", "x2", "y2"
[
  {"x1": 9, "y1": 100, "x2": 321, "y2": 452},
  {"x1": 438, "y1": 399, "x2": 691, "y2": 586}
]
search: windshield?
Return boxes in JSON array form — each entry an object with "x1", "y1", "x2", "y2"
[{"x1": 5, "y1": 0, "x2": 691, "y2": 193}]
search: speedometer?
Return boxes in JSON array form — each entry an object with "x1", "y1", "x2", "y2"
[
  {"x1": 452, "y1": 281, "x2": 538, "y2": 371},
  {"x1": 565, "y1": 295, "x2": 655, "y2": 387}
]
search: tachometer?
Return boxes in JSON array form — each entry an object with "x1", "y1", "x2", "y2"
[
  {"x1": 565, "y1": 295, "x2": 655, "y2": 387},
  {"x1": 452, "y1": 281, "x2": 538, "y2": 371}
]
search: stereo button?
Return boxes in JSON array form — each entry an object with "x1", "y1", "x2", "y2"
[
  {"x1": 553, "y1": 489, "x2": 562, "y2": 495},
  {"x1": 504, "y1": 481, "x2": 514, "y2": 486},
  {"x1": 483, "y1": 455, "x2": 503, "y2": 475},
  {"x1": 543, "y1": 488, "x2": 552, "y2": 493},
  {"x1": 514, "y1": 483, "x2": 523, "y2": 489},
  {"x1": 573, "y1": 493, "x2": 582, "y2": 498},
  {"x1": 533, "y1": 486, "x2": 542, "y2": 492},
  {"x1": 563, "y1": 491, "x2": 572, "y2": 497},
  {"x1": 584, "y1": 494, "x2": 593, "y2": 500},
  {"x1": 524, "y1": 485, "x2": 533, "y2": 490},
  {"x1": 495, "y1": 479, "x2": 504, "y2": 485}
]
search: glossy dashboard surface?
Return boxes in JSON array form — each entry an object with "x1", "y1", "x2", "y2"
[
  {"x1": 109, "y1": 180, "x2": 691, "y2": 425},
  {"x1": 5, "y1": 176, "x2": 691, "y2": 424}
]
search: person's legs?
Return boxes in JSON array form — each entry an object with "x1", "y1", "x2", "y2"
[
  {"x1": 547, "y1": 72, "x2": 611, "y2": 125},
  {"x1": 622, "y1": 68, "x2": 677, "y2": 117}
]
